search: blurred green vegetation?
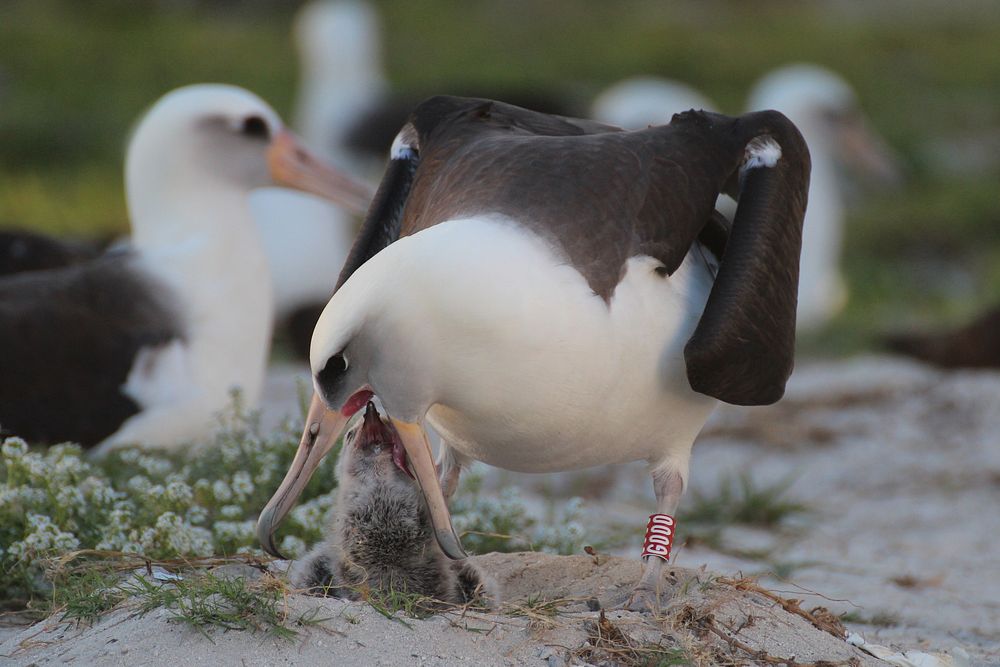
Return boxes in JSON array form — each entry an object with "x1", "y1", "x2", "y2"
[{"x1": 1, "y1": 0, "x2": 998, "y2": 353}]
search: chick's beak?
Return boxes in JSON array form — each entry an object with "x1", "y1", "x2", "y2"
[
  {"x1": 266, "y1": 129, "x2": 374, "y2": 216},
  {"x1": 355, "y1": 402, "x2": 416, "y2": 480}
]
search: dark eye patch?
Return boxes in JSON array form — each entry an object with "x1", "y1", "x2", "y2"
[
  {"x1": 241, "y1": 115, "x2": 270, "y2": 139},
  {"x1": 316, "y1": 352, "x2": 349, "y2": 400}
]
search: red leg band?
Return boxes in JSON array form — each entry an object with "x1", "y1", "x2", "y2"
[{"x1": 641, "y1": 513, "x2": 675, "y2": 561}]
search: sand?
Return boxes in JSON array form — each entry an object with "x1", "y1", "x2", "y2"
[{"x1": 2, "y1": 553, "x2": 889, "y2": 666}]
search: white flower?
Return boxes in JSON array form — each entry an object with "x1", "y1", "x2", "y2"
[
  {"x1": 213, "y1": 520, "x2": 255, "y2": 544},
  {"x1": 166, "y1": 523, "x2": 213, "y2": 556},
  {"x1": 138, "y1": 455, "x2": 171, "y2": 478},
  {"x1": 15, "y1": 486, "x2": 47, "y2": 505},
  {"x1": 155, "y1": 511, "x2": 182, "y2": 532},
  {"x1": 55, "y1": 486, "x2": 85, "y2": 508},
  {"x1": 0, "y1": 488, "x2": 16, "y2": 508},
  {"x1": 219, "y1": 504, "x2": 243, "y2": 519},
  {"x1": 165, "y1": 471, "x2": 187, "y2": 486},
  {"x1": 290, "y1": 494, "x2": 334, "y2": 529},
  {"x1": 187, "y1": 527, "x2": 214, "y2": 556},
  {"x1": 23, "y1": 453, "x2": 48, "y2": 478},
  {"x1": 53, "y1": 531, "x2": 80, "y2": 552},
  {"x1": 121, "y1": 539, "x2": 144, "y2": 554},
  {"x1": 127, "y1": 475, "x2": 152, "y2": 494},
  {"x1": 1, "y1": 437, "x2": 28, "y2": 459},
  {"x1": 212, "y1": 480, "x2": 232, "y2": 502},
  {"x1": 11, "y1": 513, "x2": 80, "y2": 558},
  {"x1": 118, "y1": 448, "x2": 141, "y2": 464},
  {"x1": 279, "y1": 535, "x2": 307, "y2": 559},
  {"x1": 187, "y1": 506, "x2": 208, "y2": 525},
  {"x1": 219, "y1": 441, "x2": 244, "y2": 465},
  {"x1": 96, "y1": 534, "x2": 125, "y2": 550},
  {"x1": 231, "y1": 471, "x2": 253, "y2": 498},
  {"x1": 138, "y1": 527, "x2": 157, "y2": 548},
  {"x1": 51, "y1": 453, "x2": 86, "y2": 480},
  {"x1": 82, "y1": 477, "x2": 121, "y2": 505},
  {"x1": 107, "y1": 509, "x2": 132, "y2": 531},
  {"x1": 253, "y1": 453, "x2": 279, "y2": 485},
  {"x1": 165, "y1": 481, "x2": 193, "y2": 505}
]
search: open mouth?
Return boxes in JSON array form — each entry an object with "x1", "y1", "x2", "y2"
[
  {"x1": 355, "y1": 401, "x2": 415, "y2": 479},
  {"x1": 259, "y1": 395, "x2": 465, "y2": 561}
]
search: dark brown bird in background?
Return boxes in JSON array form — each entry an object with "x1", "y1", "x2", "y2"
[{"x1": 885, "y1": 307, "x2": 1000, "y2": 369}]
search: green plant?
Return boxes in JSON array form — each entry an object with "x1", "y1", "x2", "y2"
[
  {"x1": 681, "y1": 473, "x2": 809, "y2": 529},
  {"x1": 0, "y1": 395, "x2": 338, "y2": 610},
  {"x1": 1, "y1": 396, "x2": 592, "y2": 622},
  {"x1": 450, "y1": 472, "x2": 587, "y2": 555},
  {"x1": 840, "y1": 610, "x2": 900, "y2": 628}
]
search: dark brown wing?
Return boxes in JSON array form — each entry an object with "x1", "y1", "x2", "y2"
[
  {"x1": 400, "y1": 106, "x2": 745, "y2": 300},
  {"x1": 0, "y1": 228, "x2": 103, "y2": 276},
  {"x1": 883, "y1": 306, "x2": 1000, "y2": 369},
  {"x1": 334, "y1": 96, "x2": 621, "y2": 293},
  {"x1": 342, "y1": 87, "x2": 582, "y2": 160},
  {"x1": 683, "y1": 111, "x2": 810, "y2": 405},
  {"x1": 334, "y1": 153, "x2": 417, "y2": 291},
  {"x1": 0, "y1": 252, "x2": 185, "y2": 446}
]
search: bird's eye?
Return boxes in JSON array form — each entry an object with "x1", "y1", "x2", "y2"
[
  {"x1": 316, "y1": 351, "x2": 349, "y2": 401},
  {"x1": 240, "y1": 115, "x2": 270, "y2": 139},
  {"x1": 330, "y1": 353, "x2": 348, "y2": 372}
]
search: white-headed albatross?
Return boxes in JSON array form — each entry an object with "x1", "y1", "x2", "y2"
[
  {"x1": 257, "y1": 96, "x2": 810, "y2": 608},
  {"x1": 0, "y1": 84, "x2": 370, "y2": 451}
]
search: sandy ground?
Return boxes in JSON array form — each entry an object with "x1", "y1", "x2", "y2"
[
  {"x1": 490, "y1": 356, "x2": 1000, "y2": 663},
  {"x1": 2, "y1": 355, "x2": 997, "y2": 665},
  {"x1": 1, "y1": 553, "x2": 890, "y2": 666},
  {"x1": 261, "y1": 355, "x2": 1000, "y2": 663}
]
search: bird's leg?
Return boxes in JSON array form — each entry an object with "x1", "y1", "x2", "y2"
[{"x1": 626, "y1": 466, "x2": 685, "y2": 613}]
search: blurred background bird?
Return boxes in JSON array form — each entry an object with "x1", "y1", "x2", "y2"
[
  {"x1": 4, "y1": 0, "x2": 996, "y2": 363},
  {"x1": 0, "y1": 84, "x2": 366, "y2": 450},
  {"x1": 1, "y1": 0, "x2": 999, "y2": 437}
]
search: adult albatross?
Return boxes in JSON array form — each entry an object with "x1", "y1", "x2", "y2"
[
  {"x1": 258, "y1": 96, "x2": 810, "y2": 607},
  {"x1": 0, "y1": 84, "x2": 369, "y2": 451}
]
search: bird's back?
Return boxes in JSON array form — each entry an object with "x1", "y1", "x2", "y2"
[{"x1": 0, "y1": 252, "x2": 183, "y2": 446}]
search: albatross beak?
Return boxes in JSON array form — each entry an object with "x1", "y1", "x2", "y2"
[
  {"x1": 267, "y1": 129, "x2": 375, "y2": 217},
  {"x1": 835, "y1": 114, "x2": 903, "y2": 187},
  {"x1": 256, "y1": 393, "x2": 351, "y2": 558},
  {"x1": 389, "y1": 418, "x2": 468, "y2": 560}
]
